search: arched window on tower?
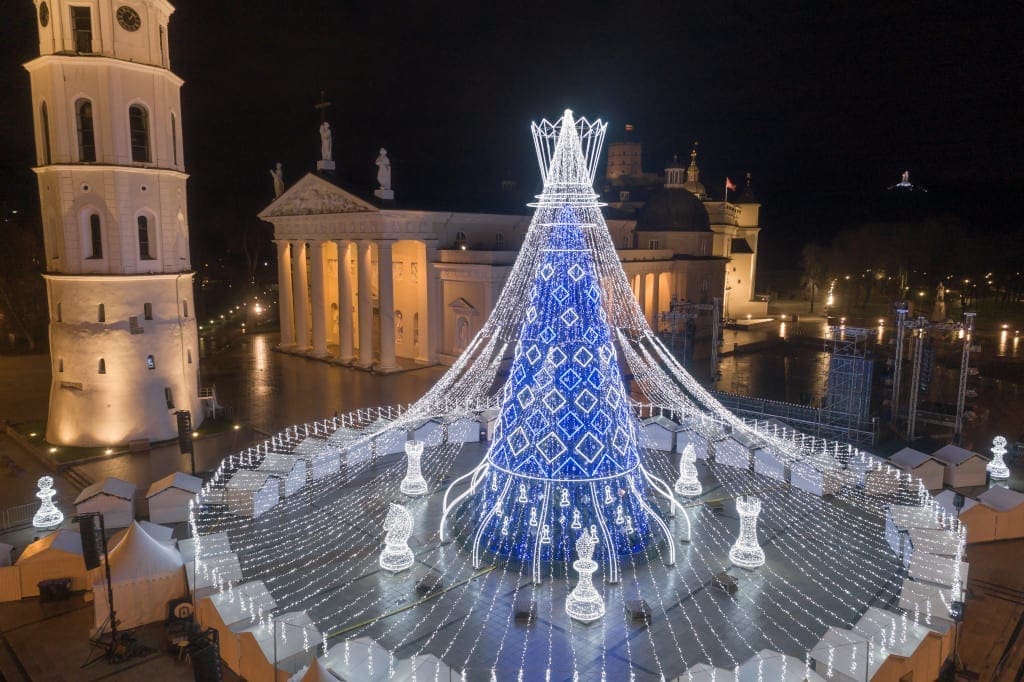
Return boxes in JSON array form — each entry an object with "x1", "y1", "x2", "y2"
[
  {"x1": 97, "y1": 303, "x2": 105, "y2": 323},
  {"x1": 76, "y1": 99, "x2": 96, "y2": 162},
  {"x1": 88, "y1": 213, "x2": 103, "y2": 259},
  {"x1": 71, "y1": 6, "x2": 92, "y2": 52},
  {"x1": 138, "y1": 215, "x2": 155, "y2": 260},
  {"x1": 495, "y1": 232, "x2": 505, "y2": 249},
  {"x1": 98, "y1": 358, "x2": 106, "y2": 374},
  {"x1": 159, "y1": 26, "x2": 167, "y2": 67},
  {"x1": 129, "y1": 105, "x2": 151, "y2": 163},
  {"x1": 454, "y1": 231, "x2": 468, "y2": 249},
  {"x1": 170, "y1": 112, "x2": 178, "y2": 165},
  {"x1": 40, "y1": 102, "x2": 51, "y2": 165}
]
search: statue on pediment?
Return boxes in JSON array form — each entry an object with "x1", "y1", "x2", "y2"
[
  {"x1": 320, "y1": 122, "x2": 333, "y2": 161},
  {"x1": 376, "y1": 148, "x2": 392, "y2": 190}
]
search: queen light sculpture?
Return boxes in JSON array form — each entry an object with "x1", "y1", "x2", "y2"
[
  {"x1": 565, "y1": 527, "x2": 605, "y2": 622},
  {"x1": 988, "y1": 436, "x2": 1010, "y2": 480},
  {"x1": 32, "y1": 475, "x2": 63, "y2": 529},
  {"x1": 674, "y1": 443, "x2": 702, "y2": 497},
  {"x1": 729, "y1": 495, "x2": 766, "y2": 569},
  {"x1": 438, "y1": 111, "x2": 681, "y2": 586},
  {"x1": 379, "y1": 503, "x2": 415, "y2": 572},
  {"x1": 400, "y1": 440, "x2": 429, "y2": 496}
]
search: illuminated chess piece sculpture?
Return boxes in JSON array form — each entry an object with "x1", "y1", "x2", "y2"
[
  {"x1": 379, "y1": 503, "x2": 415, "y2": 572},
  {"x1": 729, "y1": 496, "x2": 765, "y2": 569},
  {"x1": 673, "y1": 443, "x2": 702, "y2": 497},
  {"x1": 32, "y1": 476, "x2": 63, "y2": 529},
  {"x1": 988, "y1": 436, "x2": 1010, "y2": 480},
  {"x1": 565, "y1": 527, "x2": 605, "y2": 622},
  {"x1": 400, "y1": 440, "x2": 428, "y2": 496}
]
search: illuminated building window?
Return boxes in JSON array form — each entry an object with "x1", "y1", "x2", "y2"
[
  {"x1": 187, "y1": 349, "x2": 192, "y2": 364},
  {"x1": 164, "y1": 387, "x2": 174, "y2": 409},
  {"x1": 97, "y1": 303, "x2": 105, "y2": 323},
  {"x1": 144, "y1": 302, "x2": 153, "y2": 320},
  {"x1": 129, "y1": 105, "x2": 151, "y2": 163},
  {"x1": 55, "y1": 302, "x2": 61, "y2": 322},
  {"x1": 71, "y1": 6, "x2": 92, "y2": 53},
  {"x1": 454, "y1": 231, "x2": 468, "y2": 249},
  {"x1": 648, "y1": 239, "x2": 660, "y2": 250},
  {"x1": 495, "y1": 232, "x2": 505, "y2": 249},
  {"x1": 88, "y1": 214, "x2": 103, "y2": 258},
  {"x1": 76, "y1": 99, "x2": 95, "y2": 162},
  {"x1": 98, "y1": 358, "x2": 106, "y2": 374},
  {"x1": 58, "y1": 358, "x2": 63, "y2": 373},
  {"x1": 701, "y1": 279, "x2": 709, "y2": 292},
  {"x1": 40, "y1": 102, "x2": 51, "y2": 165},
  {"x1": 170, "y1": 112, "x2": 178, "y2": 165},
  {"x1": 138, "y1": 216, "x2": 155, "y2": 260},
  {"x1": 146, "y1": 354, "x2": 155, "y2": 370}
]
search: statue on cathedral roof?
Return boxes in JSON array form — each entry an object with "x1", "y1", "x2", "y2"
[
  {"x1": 376, "y1": 148, "x2": 392, "y2": 190},
  {"x1": 320, "y1": 122, "x2": 333, "y2": 161},
  {"x1": 270, "y1": 162, "x2": 284, "y2": 198}
]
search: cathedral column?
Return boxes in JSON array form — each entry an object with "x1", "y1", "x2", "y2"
[
  {"x1": 275, "y1": 240, "x2": 295, "y2": 347},
  {"x1": 291, "y1": 240, "x2": 310, "y2": 350},
  {"x1": 426, "y1": 243, "x2": 442, "y2": 363},
  {"x1": 335, "y1": 240, "x2": 354, "y2": 362},
  {"x1": 309, "y1": 240, "x2": 328, "y2": 356},
  {"x1": 376, "y1": 240, "x2": 398, "y2": 371},
  {"x1": 357, "y1": 240, "x2": 374, "y2": 368},
  {"x1": 651, "y1": 271, "x2": 661, "y2": 330},
  {"x1": 637, "y1": 270, "x2": 647, "y2": 322}
]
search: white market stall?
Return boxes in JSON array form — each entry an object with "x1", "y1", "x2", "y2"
[
  {"x1": 227, "y1": 470, "x2": 280, "y2": 518},
  {"x1": 889, "y1": 447, "x2": 945, "y2": 491},
  {"x1": 292, "y1": 438, "x2": 340, "y2": 480},
  {"x1": 930, "y1": 444, "x2": 988, "y2": 488},
  {"x1": 74, "y1": 477, "x2": 136, "y2": 529},
  {"x1": 146, "y1": 471, "x2": 203, "y2": 524},
  {"x1": 238, "y1": 610, "x2": 322, "y2": 682},
  {"x1": 257, "y1": 454, "x2": 307, "y2": 497},
  {"x1": 91, "y1": 521, "x2": 187, "y2": 631},
  {"x1": 412, "y1": 418, "x2": 443, "y2": 446},
  {"x1": 752, "y1": 445, "x2": 786, "y2": 482},
  {"x1": 960, "y1": 486, "x2": 1024, "y2": 543},
  {"x1": 198, "y1": 580, "x2": 276, "y2": 674},
  {"x1": 642, "y1": 415, "x2": 682, "y2": 452},
  {"x1": 447, "y1": 416, "x2": 481, "y2": 444}
]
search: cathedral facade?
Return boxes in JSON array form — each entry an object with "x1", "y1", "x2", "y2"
[{"x1": 259, "y1": 141, "x2": 765, "y2": 371}]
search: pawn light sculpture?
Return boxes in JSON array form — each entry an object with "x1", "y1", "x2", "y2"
[
  {"x1": 379, "y1": 503, "x2": 415, "y2": 572},
  {"x1": 729, "y1": 495, "x2": 766, "y2": 569},
  {"x1": 400, "y1": 440, "x2": 428, "y2": 496},
  {"x1": 565, "y1": 528, "x2": 605, "y2": 622},
  {"x1": 988, "y1": 436, "x2": 1010, "y2": 480},
  {"x1": 673, "y1": 443, "x2": 702, "y2": 497},
  {"x1": 32, "y1": 476, "x2": 63, "y2": 529}
]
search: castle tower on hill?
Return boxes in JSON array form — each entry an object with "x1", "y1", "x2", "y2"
[{"x1": 26, "y1": 0, "x2": 202, "y2": 446}]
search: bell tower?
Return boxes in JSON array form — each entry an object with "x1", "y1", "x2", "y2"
[{"x1": 26, "y1": 0, "x2": 202, "y2": 446}]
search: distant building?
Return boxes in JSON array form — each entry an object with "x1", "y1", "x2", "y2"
[
  {"x1": 259, "y1": 137, "x2": 766, "y2": 370},
  {"x1": 26, "y1": 0, "x2": 202, "y2": 445}
]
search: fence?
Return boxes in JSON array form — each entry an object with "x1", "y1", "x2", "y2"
[{"x1": 0, "y1": 498, "x2": 70, "y2": 532}]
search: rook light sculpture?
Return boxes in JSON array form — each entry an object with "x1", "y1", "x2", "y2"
[
  {"x1": 729, "y1": 495, "x2": 765, "y2": 569},
  {"x1": 401, "y1": 440, "x2": 428, "y2": 496}
]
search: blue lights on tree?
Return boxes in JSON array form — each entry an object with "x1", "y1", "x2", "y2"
[{"x1": 468, "y1": 205, "x2": 660, "y2": 577}]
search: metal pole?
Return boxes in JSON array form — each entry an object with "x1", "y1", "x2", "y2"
[
  {"x1": 711, "y1": 297, "x2": 721, "y2": 378},
  {"x1": 99, "y1": 514, "x2": 117, "y2": 655},
  {"x1": 892, "y1": 307, "x2": 908, "y2": 429},
  {"x1": 906, "y1": 319, "x2": 926, "y2": 441},
  {"x1": 954, "y1": 312, "x2": 975, "y2": 442}
]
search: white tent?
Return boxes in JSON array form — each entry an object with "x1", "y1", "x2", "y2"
[
  {"x1": 75, "y1": 477, "x2": 136, "y2": 528},
  {"x1": 110, "y1": 519, "x2": 175, "y2": 547},
  {"x1": 146, "y1": 471, "x2": 203, "y2": 524},
  {"x1": 16, "y1": 529, "x2": 90, "y2": 596},
  {"x1": 91, "y1": 521, "x2": 186, "y2": 630},
  {"x1": 227, "y1": 470, "x2": 279, "y2": 518},
  {"x1": 258, "y1": 454, "x2": 307, "y2": 497}
]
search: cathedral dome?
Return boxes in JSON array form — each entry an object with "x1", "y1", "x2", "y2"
[{"x1": 636, "y1": 186, "x2": 710, "y2": 231}]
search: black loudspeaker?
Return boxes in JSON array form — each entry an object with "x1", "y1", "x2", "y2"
[
  {"x1": 176, "y1": 410, "x2": 194, "y2": 455},
  {"x1": 953, "y1": 493, "x2": 965, "y2": 511},
  {"x1": 78, "y1": 515, "x2": 103, "y2": 570},
  {"x1": 189, "y1": 629, "x2": 223, "y2": 682},
  {"x1": 712, "y1": 572, "x2": 738, "y2": 595},
  {"x1": 625, "y1": 599, "x2": 653, "y2": 623},
  {"x1": 513, "y1": 593, "x2": 536, "y2": 623},
  {"x1": 416, "y1": 571, "x2": 443, "y2": 596}
]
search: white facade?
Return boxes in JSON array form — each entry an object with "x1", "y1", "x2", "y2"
[{"x1": 26, "y1": 0, "x2": 201, "y2": 445}]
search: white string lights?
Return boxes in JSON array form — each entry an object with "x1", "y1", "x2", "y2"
[
  {"x1": 379, "y1": 503, "x2": 415, "y2": 572},
  {"x1": 191, "y1": 108, "x2": 963, "y2": 680},
  {"x1": 988, "y1": 435, "x2": 1010, "y2": 480},
  {"x1": 32, "y1": 475, "x2": 63, "y2": 529},
  {"x1": 400, "y1": 440, "x2": 428, "y2": 496},
  {"x1": 729, "y1": 496, "x2": 766, "y2": 569}
]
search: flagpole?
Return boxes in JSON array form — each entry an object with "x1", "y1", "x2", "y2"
[{"x1": 724, "y1": 180, "x2": 729, "y2": 203}]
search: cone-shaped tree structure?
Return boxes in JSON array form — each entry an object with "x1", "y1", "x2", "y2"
[{"x1": 442, "y1": 111, "x2": 675, "y2": 582}]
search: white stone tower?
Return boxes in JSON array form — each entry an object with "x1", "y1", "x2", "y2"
[{"x1": 26, "y1": 0, "x2": 202, "y2": 446}]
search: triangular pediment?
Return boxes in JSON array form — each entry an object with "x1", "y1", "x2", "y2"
[
  {"x1": 259, "y1": 173, "x2": 378, "y2": 219},
  {"x1": 449, "y1": 297, "x2": 479, "y2": 314}
]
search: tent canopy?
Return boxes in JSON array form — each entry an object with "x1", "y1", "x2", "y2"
[
  {"x1": 97, "y1": 521, "x2": 183, "y2": 584},
  {"x1": 17, "y1": 529, "x2": 82, "y2": 564}
]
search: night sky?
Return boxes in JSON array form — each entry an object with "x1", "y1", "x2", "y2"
[{"x1": 1, "y1": 1, "x2": 1021, "y2": 270}]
